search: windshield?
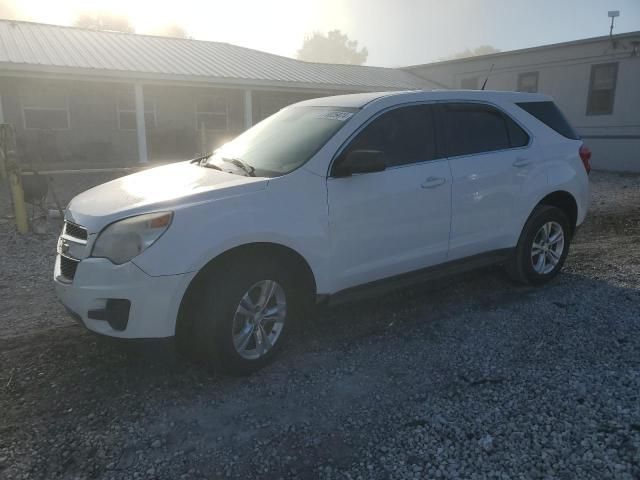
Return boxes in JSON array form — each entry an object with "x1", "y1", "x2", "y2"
[{"x1": 204, "y1": 106, "x2": 358, "y2": 177}]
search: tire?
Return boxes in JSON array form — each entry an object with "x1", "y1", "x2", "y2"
[
  {"x1": 189, "y1": 257, "x2": 299, "y2": 375},
  {"x1": 506, "y1": 205, "x2": 571, "y2": 285}
]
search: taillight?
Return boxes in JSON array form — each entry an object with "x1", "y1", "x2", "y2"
[{"x1": 579, "y1": 144, "x2": 592, "y2": 174}]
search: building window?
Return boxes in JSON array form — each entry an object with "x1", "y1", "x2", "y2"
[
  {"x1": 460, "y1": 77, "x2": 479, "y2": 90},
  {"x1": 195, "y1": 95, "x2": 229, "y2": 131},
  {"x1": 117, "y1": 91, "x2": 156, "y2": 130},
  {"x1": 517, "y1": 71, "x2": 539, "y2": 93},
  {"x1": 257, "y1": 95, "x2": 293, "y2": 122},
  {"x1": 587, "y1": 63, "x2": 618, "y2": 115},
  {"x1": 22, "y1": 88, "x2": 70, "y2": 130}
]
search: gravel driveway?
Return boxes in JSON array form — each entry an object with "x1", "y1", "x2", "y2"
[{"x1": 1, "y1": 171, "x2": 639, "y2": 479}]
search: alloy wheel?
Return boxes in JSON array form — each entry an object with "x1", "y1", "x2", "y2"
[
  {"x1": 231, "y1": 280, "x2": 287, "y2": 360},
  {"x1": 531, "y1": 221, "x2": 565, "y2": 274}
]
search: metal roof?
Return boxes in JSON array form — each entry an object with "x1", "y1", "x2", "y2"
[
  {"x1": 0, "y1": 20, "x2": 434, "y2": 91},
  {"x1": 404, "y1": 30, "x2": 640, "y2": 69}
]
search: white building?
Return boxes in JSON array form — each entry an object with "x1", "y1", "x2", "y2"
[
  {"x1": 0, "y1": 20, "x2": 435, "y2": 168},
  {"x1": 404, "y1": 31, "x2": 640, "y2": 172}
]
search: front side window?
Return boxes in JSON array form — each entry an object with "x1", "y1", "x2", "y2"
[
  {"x1": 117, "y1": 91, "x2": 156, "y2": 130},
  {"x1": 340, "y1": 105, "x2": 438, "y2": 168},
  {"x1": 443, "y1": 103, "x2": 527, "y2": 157},
  {"x1": 22, "y1": 88, "x2": 69, "y2": 130},
  {"x1": 205, "y1": 106, "x2": 357, "y2": 177},
  {"x1": 587, "y1": 63, "x2": 618, "y2": 115},
  {"x1": 517, "y1": 71, "x2": 539, "y2": 93}
]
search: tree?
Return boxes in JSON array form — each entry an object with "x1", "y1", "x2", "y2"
[
  {"x1": 149, "y1": 23, "x2": 190, "y2": 39},
  {"x1": 73, "y1": 12, "x2": 134, "y2": 33},
  {"x1": 297, "y1": 30, "x2": 368, "y2": 65},
  {"x1": 444, "y1": 45, "x2": 501, "y2": 60}
]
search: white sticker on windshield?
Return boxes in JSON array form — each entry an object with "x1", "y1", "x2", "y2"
[{"x1": 313, "y1": 111, "x2": 354, "y2": 121}]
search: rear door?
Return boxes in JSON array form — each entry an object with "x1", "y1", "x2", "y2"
[
  {"x1": 327, "y1": 104, "x2": 451, "y2": 292},
  {"x1": 440, "y1": 102, "x2": 534, "y2": 260}
]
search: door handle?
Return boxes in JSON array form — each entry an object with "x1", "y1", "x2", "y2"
[
  {"x1": 513, "y1": 157, "x2": 532, "y2": 168},
  {"x1": 421, "y1": 176, "x2": 446, "y2": 189}
]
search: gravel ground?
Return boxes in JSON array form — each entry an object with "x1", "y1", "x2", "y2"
[{"x1": 1, "y1": 171, "x2": 639, "y2": 479}]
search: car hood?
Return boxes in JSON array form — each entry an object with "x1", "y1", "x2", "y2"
[{"x1": 65, "y1": 161, "x2": 268, "y2": 233}]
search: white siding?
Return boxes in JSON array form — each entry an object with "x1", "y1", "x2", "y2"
[{"x1": 405, "y1": 33, "x2": 640, "y2": 172}]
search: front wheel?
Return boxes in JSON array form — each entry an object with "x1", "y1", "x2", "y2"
[
  {"x1": 506, "y1": 205, "x2": 571, "y2": 285},
  {"x1": 190, "y1": 259, "x2": 298, "y2": 375},
  {"x1": 231, "y1": 279, "x2": 287, "y2": 362}
]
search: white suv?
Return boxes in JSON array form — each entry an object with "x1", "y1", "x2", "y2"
[{"x1": 55, "y1": 90, "x2": 590, "y2": 373}]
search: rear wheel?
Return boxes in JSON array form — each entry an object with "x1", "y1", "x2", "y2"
[
  {"x1": 506, "y1": 205, "x2": 571, "y2": 285},
  {"x1": 190, "y1": 258, "x2": 298, "y2": 375}
]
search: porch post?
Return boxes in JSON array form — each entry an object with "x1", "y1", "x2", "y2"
[
  {"x1": 134, "y1": 83, "x2": 148, "y2": 163},
  {"x1": 243, "y1": 89, "x2": 253, "y2": 130}
]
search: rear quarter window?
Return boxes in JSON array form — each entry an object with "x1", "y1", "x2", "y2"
[{"x1": 516, "y1": 101, "x2": 580, "y2": 140}]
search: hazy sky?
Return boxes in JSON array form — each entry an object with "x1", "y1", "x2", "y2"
[{"x1": 4, "y1": 0, "x2": 640, "y2": 66}]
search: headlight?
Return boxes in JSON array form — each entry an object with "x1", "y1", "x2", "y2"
[{"x1": 92, "y1": 212, "x2": 173, "y2": 265}]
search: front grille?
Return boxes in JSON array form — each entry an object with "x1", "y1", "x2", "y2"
[
  {"x1": 59, "y1": 255, "x2": 80, "y2": 281},
  {"x1": 64, "y1": 221, "x2": 88, "y2": 241}
]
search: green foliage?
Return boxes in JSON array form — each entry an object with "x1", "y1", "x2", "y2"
[
  {"x1": 297, "y1": 30, "x2": 368, "y2": 65},
  {"x1": 444, "y1": 45, "x2": 501, "y2": 60},
  {"x1": 149, "y1": 23, "x2": 190, "y2": 39},
  {"x1": 73, "y1": 12, "x2": 134, "y2": 33}
]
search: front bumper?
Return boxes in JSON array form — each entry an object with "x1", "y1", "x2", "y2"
[{"x1": 54, "y1": 255, "x2": 196, "y2": 338}]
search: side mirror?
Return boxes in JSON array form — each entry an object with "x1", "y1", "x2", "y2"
[{"x1": 332, "y1": 149, "x2": 386, "y2": 177}]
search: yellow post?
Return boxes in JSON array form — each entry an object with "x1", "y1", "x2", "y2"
[
  {"x1": 8, "y1": 170, "x2": 28, "y2": 234},
  {"x1": 2, "y1": 125, "x2": 28, "y2": 234}
]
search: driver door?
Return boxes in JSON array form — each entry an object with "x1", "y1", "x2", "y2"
[{"x1": 327, "y1": 104, "x2": 452, "y2": 292}]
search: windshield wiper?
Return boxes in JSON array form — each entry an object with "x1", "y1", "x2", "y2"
[
  {"x1": 202, "y1": 163, "x2": 223, "y2": 171},
  {"x1": 190, "y1": 153, "x2": 212, "y2": 165},
  {"x1": 190, "y1": 153, "x2": 224, "y2": 171},
  {"x1": 223, "y1": 157, "x2": 255, "y2": 177}
]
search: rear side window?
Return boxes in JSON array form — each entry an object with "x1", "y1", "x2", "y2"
[
  {"x1": 344, "y1": 104, "x2": 438, "y2": 167},
  {"x1": 443, "y1": 103, "x2": 528, "y2": 157},
  {"x1": 516, "y1": 101, "x2": 579, "y2": 140}
]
